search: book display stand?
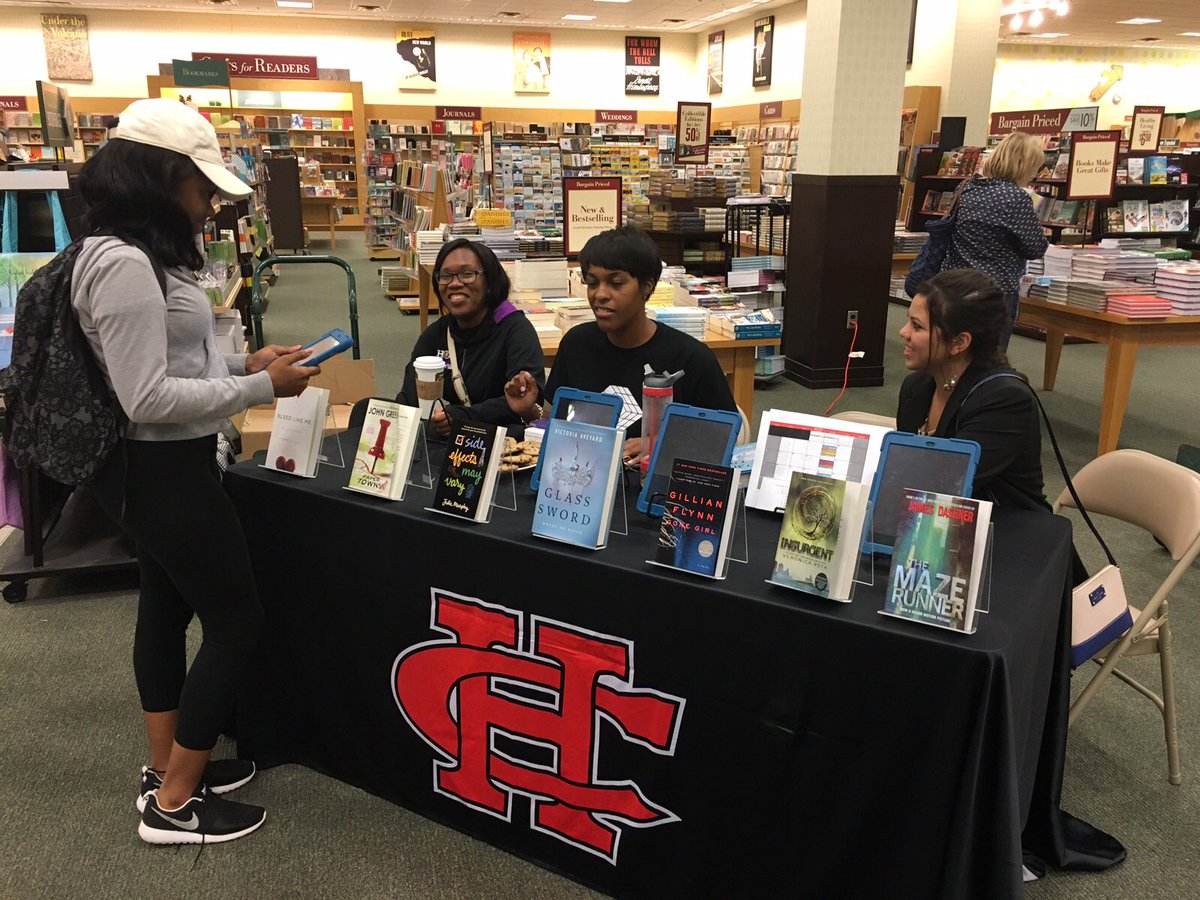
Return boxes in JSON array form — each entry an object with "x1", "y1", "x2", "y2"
[
  {"x1": 767, "y1": 494, "x2": 872, "y2": 602},
  {"x1": 403, "y1": 427, "x2": 433, "y2": 497},
  {"x1": 876, "y1": 522, "x2": 995, "y2": 636},
  {"x1": 606, "y1": 472, "x2": 631, "y2": 540},
  {"x1": 262, "y1": 405, "x2": 344, "y2": 479},
  {"x1": 647, "y1": 484, "x2": 748, "y2": 581}
]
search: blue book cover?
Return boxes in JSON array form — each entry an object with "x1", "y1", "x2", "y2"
[{"x1": 532, "y1": 419, "x2": 623, "y2": 549}]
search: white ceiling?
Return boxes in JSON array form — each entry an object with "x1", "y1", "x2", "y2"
[
  {"x1": 998, "y1": 0, "x2": 1200, "y2": 51},
  {"x1": 0, "y1": 0, "x2": 795, "y2": 33}
]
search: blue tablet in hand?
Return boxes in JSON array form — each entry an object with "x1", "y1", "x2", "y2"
[{"x1": 299, "y1": 328, "x2": 354, "y2": 367}]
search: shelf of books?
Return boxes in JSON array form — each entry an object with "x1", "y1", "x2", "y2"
[
  {"x1": 364, "y1": 126, "x2": 403, "y2": 262},
  {"x1": 680, "y1": 144, "x2": 754, "y2": 195}
]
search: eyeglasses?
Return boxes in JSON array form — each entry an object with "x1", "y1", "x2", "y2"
[{"x1": 435, "y1": 269, "x2": 484, "y2": 285}]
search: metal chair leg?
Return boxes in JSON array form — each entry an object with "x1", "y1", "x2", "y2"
[{"x1": 1159, "y1": 613, "x2": 1182, "y2": 785}]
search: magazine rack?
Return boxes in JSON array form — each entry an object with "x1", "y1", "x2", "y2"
[
  {"x1": 876, "y1": 521, "x2": 995, "y2": 636},
  {"x1": 647, "y1": 484, "x2": 748, "y2": 582}
]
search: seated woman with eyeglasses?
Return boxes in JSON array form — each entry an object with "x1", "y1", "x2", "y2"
[{"x1": 399, "y1": 238, "x2": 545, "y2": 436}]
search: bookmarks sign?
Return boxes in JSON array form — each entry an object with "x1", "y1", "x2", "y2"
[
  {"x1": 41, "y1": 14, "x2": 92, "y2": 82},
  {"x1": 676, "y1": 101, "x2": 712, "y2": 165},
  {"x1": 1130, "y1": 105, "x2": 1165, "y2": 154},
  {"x1": 707, "y1": 32, "x2": 724, "y2": 95},
  {"x1": 564, "y1": 177, "x2": 622, "y2": 256},
  {"x1": 514, "y1": 32, "x2": 551, "y2": 93},
  {"x1": 1067, "y1": 129, "x2": 1121, "y2": 200},
  {"x1": 752, "y1": 16, "x2": 774, "y2": 88},
  {"x1": 625, "y1": 36, "x2": 660, "y2": 96},
  {"x1": 397, "y1": 28, "x2": 436, "y2": 91}
]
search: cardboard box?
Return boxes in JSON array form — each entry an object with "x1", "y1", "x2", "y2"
[{"x1": 234, "y1": 357, "x2": 376, "y2": 459}]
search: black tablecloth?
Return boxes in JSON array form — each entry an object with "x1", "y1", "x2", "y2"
[{"x1": 226, "y1": 430, "x2": 1081, "y2": 899}]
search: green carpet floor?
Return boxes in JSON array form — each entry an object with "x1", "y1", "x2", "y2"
[{"x1": 2, "y1": 234, "x2": 1197, "y2": 898}]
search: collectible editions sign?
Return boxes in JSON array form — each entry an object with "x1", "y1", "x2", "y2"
[
  {"x1": 1130, "y1": 105, "x2": 1165, "y2": 154},
  {"x1": 514, "y1": 32, "x2": 551, "y2": 93},
  {"x1": 1067, "y1": 129, "x2": 1121, "y2": 200},
  {"x1": 624, "y1": 36, "x2": 660, "y2": 96},
  {"x1": 752, "y1": 17, "x2": 774, "y2": 88},
  {"x1": 193, "y1": 53, "x2": 317, "y2": 80},
  {"x1": 707, "y1": 31, "x2": 724, "y2": 95},
  {"x1": 563, "y1": 177, "x2": 623, "y2": 256},
  {"x1": 396, "y1": 28, "x2": 436, "y2": 91},
  {"x1": 41, "y1": 14, "x2": 92, "y2": 82},
  {"x1": 676, "y1": 101, "x2": 712, "y2": 165}
]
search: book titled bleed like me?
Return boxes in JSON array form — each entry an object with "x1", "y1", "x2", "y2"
[{"x1": 531, "y1": 419, "x2": 625, "y2": 549}]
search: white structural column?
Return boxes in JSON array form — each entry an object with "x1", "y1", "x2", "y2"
[{"x1": 784, "y1": 0, "x2": 912, "y2": 388}]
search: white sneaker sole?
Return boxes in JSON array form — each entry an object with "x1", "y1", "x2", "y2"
[{"x1": 137, "y1": 811, "x2": 266, "y2": 845}]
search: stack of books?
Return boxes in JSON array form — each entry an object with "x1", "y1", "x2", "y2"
[
  {"x1": 894, "y1": 230, "x2": 929, "y2": 254},
  {"x1": 477, "y1": 227, "x2": 521, "y2": 260},
  {"x1": 1043, "y1": 245, "x2": 1075, "y2": 278},
  {"x1": 1107, "y1": 294, "x2": 1172, "y2": 317},
  {"x1": 697, "y1": 207, "x2": 727, "y2": 232},
  {"x1": 651, "y1": 307, "x2": 709, "y2": 339},
  {"x1": 1154, "y1": 263, "x2": 1200, "y2": 315},
  {"x1": 1066, "y1": 280, "x2": 1143, "y2": 312},
  {"x1": 513, "y1": 258, "x2": 569, "y2": 296},
  {"x1": 416, "y1": 230, "x2": 445, "y2": 265},
  {"x1": 1046, "y1": 278, "x2": 1073, "y2": 304}
]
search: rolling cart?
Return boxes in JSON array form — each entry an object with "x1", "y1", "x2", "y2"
[{"x1": 251, "y1": 255, "x2": 360, "y2": 357}]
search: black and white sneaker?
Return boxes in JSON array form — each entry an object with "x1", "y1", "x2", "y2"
[
  {"x1": 139, "y1": 790, "x2": 266, "y2": 845},
  {"x1": 136, "y1": 759, "x2": 256, "y2": 812}
]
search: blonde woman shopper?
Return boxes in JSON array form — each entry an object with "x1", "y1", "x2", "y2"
[{"x1": 941, "y1": 130, "x2": 1049, "y2": 349}]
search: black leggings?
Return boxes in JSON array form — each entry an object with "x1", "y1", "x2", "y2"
[{"x1": 102, "y1": 436, "x2": 263, "y2": 751}]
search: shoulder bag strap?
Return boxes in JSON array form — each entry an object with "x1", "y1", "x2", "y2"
[
  {"x1": 960, "y1": 372, "x2": 1117, "y2": 567},
  {"x1": 444, "y1": 334, "x2": 472, "y2": 407}
]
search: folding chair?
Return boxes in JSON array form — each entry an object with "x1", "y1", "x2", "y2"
[
  {"x1": 1056, "y1": 449, "x2": 1200, "y2": 785},
  {"x1": 831, "y1": 411, "x2": 897, "y2": 430}
]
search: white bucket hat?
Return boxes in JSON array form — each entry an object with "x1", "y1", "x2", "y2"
[{"x1": 110, "y1": 98, "x2": 252, "y2": 200}]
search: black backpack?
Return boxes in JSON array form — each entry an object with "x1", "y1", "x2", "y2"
[{"x1": 0, "y1": 236, "x2": 166, "y2": 486}]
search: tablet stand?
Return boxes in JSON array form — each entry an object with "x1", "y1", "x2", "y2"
[
  {"x1": 876, "y1": 521, "x2": 995, "y2": 636},
  {"x1": 646, "y1": 484, "x2": 748, "y2": 581}
]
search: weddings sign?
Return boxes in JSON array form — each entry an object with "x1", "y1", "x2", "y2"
[
  {"x1": 1067, "y1": 130, "x2": 1121, "y2": 200},
  {"x1": 625, "y1": 36, "x2": 660, "y2": 96}
]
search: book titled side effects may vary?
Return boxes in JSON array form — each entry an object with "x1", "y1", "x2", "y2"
[
  {"x1": 883, "y1": 488, "x2": 993, "y2": 633},
  {"x1": 345, "y1": 399, "x2": 421, "y2": 500},
  {"x1": 431, "y1": 421, "x2": 506, "y2": 521},
  {"x1": 531, "y1": 419, "x2": 625, "y2": 549}
]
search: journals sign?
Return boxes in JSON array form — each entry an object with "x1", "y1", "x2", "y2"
[
  {"x1": 436, "y1": 106, "x2": 481, "y2": 120},
  {"x1": 192, "y1": 53, "x2": 318, "y2": 80}
]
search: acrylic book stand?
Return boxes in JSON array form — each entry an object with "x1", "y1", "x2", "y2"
[{"x1": 646, "y1": 484, "x2": 749, "y2": 581}]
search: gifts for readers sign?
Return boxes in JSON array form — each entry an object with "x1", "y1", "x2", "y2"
[
  {"x1": 1130, "y1": 105, "x2": 1165, "y2": 154},
  {"x1": 676, "y1": 101, "x2": 712, "y2": 165},
  {"x1": 625, "y1": 36, "x2": 660, "y2": 96},
  {"x1": 193, "y1": 53, "x2": 317, "y2": 79},
  {"x1": 563, "y1": 177, "x2": 622, "y2": 256},
  {"x1": 989, "y1": 106, "x2": 1098, "y2": 135},
  {"x1": 1067, "y1": 129, "x2": 1121, "y2": 200}
]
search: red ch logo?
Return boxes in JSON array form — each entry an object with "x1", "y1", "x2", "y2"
[{"x1": 393, "y1": 589, "x2": 686, "y2": 863}]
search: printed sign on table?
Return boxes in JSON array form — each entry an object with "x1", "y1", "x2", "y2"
[
  {"x1": 1130, "y1": 105, "x2": 1165, "y2": 154},
  {"x1": 563, "y1": 177, "x2": 622, "y2": 256},
  {"x1": 676, "y1": 101, "x2": 712, "y2": 165},
  {"x1": 1067, "y1": 129, "x2": 1122, "y2": 200},
  {"x1": 397, "y1": 28, "x2": 437, "y2": 91}
]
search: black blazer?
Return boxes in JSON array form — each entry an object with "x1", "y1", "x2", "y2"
[{"x1": 896, "y1": 361, "x2": 1049, "y2": 513}]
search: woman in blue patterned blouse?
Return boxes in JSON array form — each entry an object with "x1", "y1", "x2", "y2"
[{"x1": 941, "y1": 131, "x2": 1049, "y2": 349}]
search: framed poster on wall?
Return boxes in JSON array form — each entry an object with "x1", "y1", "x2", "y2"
[
  {"x1": 1130, "y1": 105, "x2": 1165, "y2": 154},
  {"x1": 563, "y1": 177, "x2": 623, "y2": 256},
  {"x1": 41, "y1": 13, "x2": 92, "y2": 82},
  {"x1": 514, "y1": 32, "x2": 551, "y2": 93},
  {"x1": 676, "y1": 101, "x2": 712, "y2": 165},
  {"x1": 1067, "y1": 129, "x2": 1121, "y2": 200},
  {"x1": 753, "y1": 16, "x2": 774, "y2": 88},
  {"x1": 625, "y1": 36, "x2": 660, "y2": 96},
  {"x1": 396, "y1": 28, "x2": 437, "y2": 91},
  {"x1": 707, "y1": 31, "x2": 724, "y2": 95}
]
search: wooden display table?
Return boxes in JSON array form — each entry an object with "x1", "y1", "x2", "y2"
[
  {"x1": 301, "y1": 196, "x2": 342, "y2": 248},
  {"x1": 1016, "y1": 297, "x2": 1200, "y2": 456},
  {"x1": 540, "y1": 327, "x2": 780, "y2": 423}
]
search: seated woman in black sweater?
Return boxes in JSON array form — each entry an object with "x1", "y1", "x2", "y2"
[
  {"x1": 399, "y1": 238, "x2": 545, "y2": 436},
  {"x1": 502, "y1": 226, "x2": 736, "y2": 461},
  {"x1": 896, "y1": 268, "x2": 1048, "y2": 512}
]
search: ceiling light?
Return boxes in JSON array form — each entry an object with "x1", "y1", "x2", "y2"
[
  {"x1": 1181, "y1": 32, "x2": 1200, "y2": 37},
  {"x1": 1028, "y1": 8, "x2": 1043, "y2": 26},
  {"x1": 276, "y1": 0, "x2": 312, "y2": 6},
  {"x1": 1117, "y1": 18, "x2": 1161, "y2": 25},
  {"x1": 1055, "y1": 0, "x2": 1069, "y2": 14},
  {"x1": 562, "y1": 14, "x2": 596, "y2": 20},
  {"x1": 1031, "y1": 32, "x2": 1068, "y2": 39},
  {"x1": 1010, "y1": 13, "x2": 1023, "y2": 30},
  {"x1": 593, "y1": 0, "x2": 632, "y2": 3}
]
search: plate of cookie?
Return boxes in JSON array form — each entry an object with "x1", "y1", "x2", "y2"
[{"x1": 499, "y1": 437, "x2": 541, "y2": 473}]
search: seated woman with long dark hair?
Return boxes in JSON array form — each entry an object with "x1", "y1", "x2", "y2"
[
  {"x1": 399, "y1": 238, "x2": 545, "y2": 436},
  {"x1": 897, "y1": 268, "x2": 1047, "y2": 511}
]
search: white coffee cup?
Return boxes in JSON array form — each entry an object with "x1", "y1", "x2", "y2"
[{"x1": 413, "y1": 355, "x2": 445, "y2": 419}]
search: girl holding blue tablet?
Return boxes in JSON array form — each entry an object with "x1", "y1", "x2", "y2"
[{"x1": 896, "y1": 268, "x2": 1048, "y2": 512}]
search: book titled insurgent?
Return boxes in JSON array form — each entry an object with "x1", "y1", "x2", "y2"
[
  {"x1": 531, "y1": 419, "x2": 625, "y2": 549},
  {"x1": 883, "y1": 488, "x2": 993, "y2": 633},
  {"x1": 768, "y1": 471, "x2": 865, "y2": 601},
  {"x1": 431, "y1": 421, "x2": 505, "y2": 522},
  {"x1": 345, "y1": 399, "x2": 420, "y2": 500},
  {"x1": 655, "y1": 458, "x2": 738, "y2": 577}
]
